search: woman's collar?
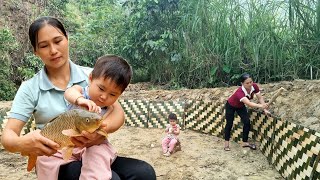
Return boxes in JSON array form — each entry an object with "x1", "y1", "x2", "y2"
[{"x1": 241, "y1": 85, "x2": 255, "y2": 97}]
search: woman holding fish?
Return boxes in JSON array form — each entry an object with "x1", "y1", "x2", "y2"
[{"x1": 1, "y1": 16, "x2": 156, "y2": 180}]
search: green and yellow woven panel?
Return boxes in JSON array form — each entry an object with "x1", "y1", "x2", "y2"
[
  {"x1": 249, "y1": 111, "x2": 276, "y2": 160},
  {"x1": 222, "y1": 109, "x2": 269, "y2": 143},
  {"x1": 235, "y1": 110, "x2": 320, "y2": 179},
  {"x1": 1, "y1": 99, "x2": 319, "y2": 179},
  {"x1": 184, "y1": 100, "x2": 225, "y2": 136},
  {"x1": 183, "y1": 101, "x2": 319, "y2": 179},
  {"x1": 119, "y1": 99, "x2": 149, "y2": 128},
  {"x1": 228, "y1": 116, "x2": 245, "y2": 142},
  {"x1": 148, "y1": 101, "x2": 185, "y2": 129},
  {"x1": 270, "y1": 120, "x2": 320, "y2": 179}
]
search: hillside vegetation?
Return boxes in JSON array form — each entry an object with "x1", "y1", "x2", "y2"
[{"x1": 0, "y1": 0, "x2": 319, "y2": 100}]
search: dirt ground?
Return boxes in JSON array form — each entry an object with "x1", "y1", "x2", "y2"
[
  {"x1": 0, "y1": 79, "x2": 319, "y2": 179},
  {"x1": 0, "y1": 126, "x2": 283, "y2": 180}
]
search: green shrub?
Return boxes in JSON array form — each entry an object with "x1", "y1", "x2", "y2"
[{"x1": 0, "y1": 28, "x2": 18, "y2": 100}]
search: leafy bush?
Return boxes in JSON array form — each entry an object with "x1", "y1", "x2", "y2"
[
  {"x1": 18, "y1": 53, "x2": 43, "y2": 81},
  {"x1": 3, "y1": 0, "x2": 320, "y2": 96},
  {"x1": 0, "y1": 28, "x2": 18, "y2": 100}
]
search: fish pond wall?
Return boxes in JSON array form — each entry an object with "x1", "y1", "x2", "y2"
[
  {"x1": 0, "y1": 99, "x2": 319, "y2": 179},
  {"x1": 119, "y1": 99, "x2": 320, "y2": 180}
]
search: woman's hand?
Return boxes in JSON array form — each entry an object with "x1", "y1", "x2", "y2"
[
  {"x1": 20, "y1": 129, "x2": 60, "y2": 157},
  {"x1": 263, "y1": 109, "x2": 271, "y2": 116},
  {"x1": 259, "y1": 103, "x2": 269, "y2": 109},
  {"x1": 70, "y1": 130, "x2": 106, "y2": 148},
  {"x1": 70, "y1": 117, "x2": 110, "y2": 148}
]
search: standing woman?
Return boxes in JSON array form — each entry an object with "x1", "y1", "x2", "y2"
[
  {"x1": 1, "y1": 16, "x2": 156, "y2": 180},
  {"x1": 224, "y1": 73, "x2": 269, "y2": 151}
]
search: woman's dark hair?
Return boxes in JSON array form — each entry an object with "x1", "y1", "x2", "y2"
[
  {"x1": 29, "y1": 16, "x2": 67, "y2": 51},
  {"x1": 168, "y1": 113, "x2": 177, "y2": 121},
  {"x1": 239, "y1": 73, "x2": 251, "y2": 83}
]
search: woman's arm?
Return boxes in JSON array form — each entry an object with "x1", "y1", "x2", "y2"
[
  {"x1": 256, "y1": 93, "x2": 271, "y2": 115},
  {"x1": 1, "y1": 119, "x2": 26, "y2": 152},
  {"x1": 256, "y1": 93, "x2": 266, "y2": 105},
  {"x1": 241, "y1": 97, "x2": 268, "y2": 109},
  {"x1": 1, "y1": 118, "x2": 59, "y2": 156}
]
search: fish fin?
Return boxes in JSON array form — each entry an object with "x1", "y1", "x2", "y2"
[
  {"x1": 61, "y1": 147, "x2": 74, "y2": 161},
  {"x1": 27, "y1": 155, "x2": 37, "y2": 172},
  {"x1": 97, "y1": 129, "x2": 108, "y2": 138},
  {"x1": 62, "y1": 129, "x2": 82, "y2": 137}
]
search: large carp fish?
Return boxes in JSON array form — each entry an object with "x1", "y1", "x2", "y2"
[{"x1": 27, "y1": 109, "x2": 107, "y2": 171}]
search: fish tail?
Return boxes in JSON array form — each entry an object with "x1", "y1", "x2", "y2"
[
  {"x1": 27, "y1": 155, "x2": 37, "y2": 172},
  {"x1": 62, "y1": 147, "x2": 74, "y2": 161}
]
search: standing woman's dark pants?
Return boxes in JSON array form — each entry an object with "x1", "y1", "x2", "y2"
[
  {"x1": 58, "y1": 156, "x2": 156, "y2": 180},
  {"x1": 224, "y1": 101, "x2": 250, "y2": 142}
]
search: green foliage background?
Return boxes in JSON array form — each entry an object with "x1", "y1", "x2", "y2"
[{"x1": 1, "y1": 0, "x2": 320, "y2": 100}]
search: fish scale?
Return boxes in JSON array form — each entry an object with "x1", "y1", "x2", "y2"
[
  {"x1": 27, "y1": 109, "x2": 103, "y2": 171},
  {"x1": 40, "y1": 109, "x2": 96, "y2": 147},
  {"x1": 40, "y1": 111, "x2": 74, "y2": 147}
]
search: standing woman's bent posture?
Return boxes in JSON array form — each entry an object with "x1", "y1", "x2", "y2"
[
  {"x1": 224, "y1": 73, "x2": 269, "y2": 151},
  {"x1": 1, "y1": 16, "x2": 156, "y2": 180}
]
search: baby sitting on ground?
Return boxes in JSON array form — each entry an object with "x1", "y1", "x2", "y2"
[{"x1": 161, "y1": 113, "x2": 181, "y2": 156}]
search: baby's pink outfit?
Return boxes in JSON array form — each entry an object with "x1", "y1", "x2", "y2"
[
  {"x1": 36, "y1": 139, "x2": 116, "y2": 180},
  {"x1": 162, "y1": 124, "x2": 180, "y2": 153}
]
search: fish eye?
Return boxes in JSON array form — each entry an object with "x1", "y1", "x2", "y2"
[{"x1": 86, "y1": 118, "x2": 90, "y2": 122}]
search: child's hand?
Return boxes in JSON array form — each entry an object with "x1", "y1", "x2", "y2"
[{"x1": 77, "y1": 98, "x2": 101, "y2": 114}]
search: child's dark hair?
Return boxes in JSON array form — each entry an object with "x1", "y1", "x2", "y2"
[
  {"x1": 29, "y1": 16, "x2": 67, "y2": 51},
  {"x1": 91, "y1": 55, "x2": 132, "y2": 92},
  {"x1": 239, "y1": 73, "x2": 251, "y2": 83},
  {"x1": 168, "y1": 113, "x2": 177, "y2": 121}
]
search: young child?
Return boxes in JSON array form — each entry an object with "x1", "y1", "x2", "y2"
[
  {"x1": 162, "y1": 113, "x2": 181, "y2": 157},
  {"x1": 36, "y1": 54, "x2": 132, "y2": 180}
]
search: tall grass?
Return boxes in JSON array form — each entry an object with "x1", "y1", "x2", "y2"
[
  {"x1": 165, "y1": 0, "x2": 320, "y2": 87},
  {"x1": 4, "y1": 0, "x2": 320, "y2": 96},
  {"x1": 35, "y1": 0, "x2": 320, "y2": 86}
]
